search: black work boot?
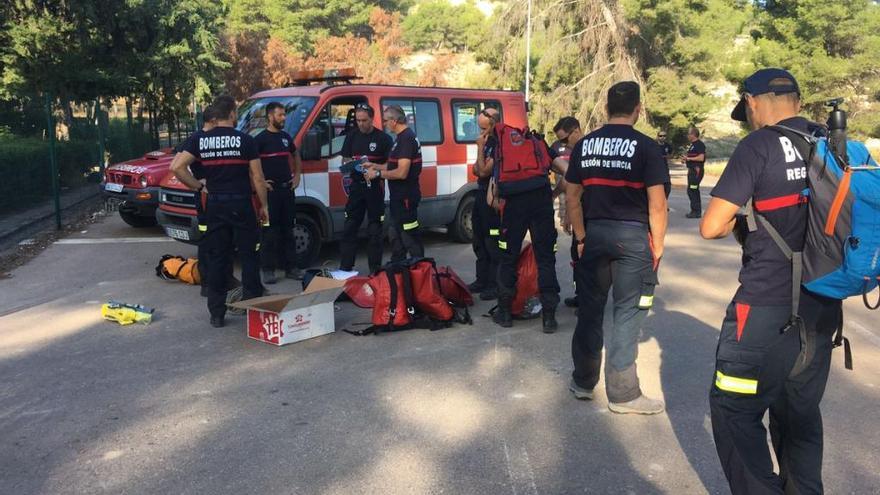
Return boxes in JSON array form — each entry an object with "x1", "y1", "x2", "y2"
[
  {"x1": 542, "y1": 307, "x2": 558, "y2": 334},
  {"x1": 480, "y1": 286, "x2": 498, "y2": 301},
  {"x1": 493, "y1": 296, "x2": 513, "y2": 328}
]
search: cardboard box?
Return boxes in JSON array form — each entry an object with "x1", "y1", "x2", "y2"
[{"x1": 228, "y1": 277, "x2": 346, "y2": 346}]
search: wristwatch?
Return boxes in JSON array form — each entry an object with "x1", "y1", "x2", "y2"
[
  {"x1": 375, "y1": 169, "x2": 381, "y2": 179},
  {"x1": 575, "y1": 237, "x2": 586, "y2": 245}
]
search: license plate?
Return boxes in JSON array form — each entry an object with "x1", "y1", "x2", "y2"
[
  {"x1": 165, "y1": 227, "x2": 190, "y2": 241},
  {"x1": 105, "y1": 183, "x2": 124, "y2": 193}
]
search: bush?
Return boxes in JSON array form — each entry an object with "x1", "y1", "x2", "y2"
[
  {"x1": 105, "y1": 120, "x2": 154, "y2": 164},
  {"x1": 0, "y1": 135, "x2": 96, "y2": 213}
]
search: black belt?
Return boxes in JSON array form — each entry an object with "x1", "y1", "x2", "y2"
[
  {"x1": 207, "y1": 193, "x2": 250, "y2": 201},
  {"x1": 588, "y1": 218, "x2": 647, "y2": 229}
]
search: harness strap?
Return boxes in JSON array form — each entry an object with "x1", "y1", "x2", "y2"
[
  {"x1": 832, "y1": 308, "x2": 853, "y2": 370},
  {"x1": 753, "y1": 213, "x2": 800, "y2": 320},
  {"x1": 385, "y1": 269, "x2": 398, "y2": 333},
  {"x1": 173, "y1": 259, "x2": 191, "y2": 279},
  {"x1": 399, "y1": 266, "x2": 416, "y2": 316},
  {"x1": 863, "y1": 279, "x2": 880, "y2": 310}
]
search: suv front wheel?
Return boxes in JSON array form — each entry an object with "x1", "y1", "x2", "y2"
[
  {"x1": 294, "y1": 214, "x2": 322, "y2": 268},
  {"x1": 447, "y1": 193, "x2": 475, "y2": 244}
]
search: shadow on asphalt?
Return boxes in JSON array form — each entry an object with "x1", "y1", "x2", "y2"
[{"x1": 645, "y1": 297, "x2": 727, "y2": 493}]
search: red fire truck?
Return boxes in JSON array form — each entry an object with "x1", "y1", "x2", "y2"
[
  {"x1": 156, "y1": 69, "x2": 527, "y2": 266},
  {"x1": 101, "y1": 149, "x2": 175, "y2": 227}
]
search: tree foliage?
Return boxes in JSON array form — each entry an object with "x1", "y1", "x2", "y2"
[
  {"x1": 402, "y1": 0, "x2": 487, "y2": 52},
  {"x1": 750, "y1": 0, "x2": 880, "y2": 137},
  {"x1": 222, "y1": 7, "x2": 411, "y2": 98},
  {"x1": 622, "y1": 0, "x2": 752, "y2": 139},
  {"x1": 2, "y1": 0, "x2": 879, "y2": 152},
  {"x1": 477, "y1": 0, "x2": 643, "y2": 134},
  {"x1": 1, "y1": 0, "x2": 226, "y2": 135},
  {"x1": 224, "y1": 0, "x2": 411, "y2": 53}
]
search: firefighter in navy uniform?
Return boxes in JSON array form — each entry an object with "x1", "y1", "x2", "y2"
[
  {"x1": 171, "y1": 95, "x2": 269, "y2": 328},
  {"x1": 189, "y1": 105, "x2": 217, "y2": 297},
  {"x1": 657, "y1": 130, "x2": 673, "y2": 198},
  {"x1": 684, "y1": 127, "x2": 707, "y2": 218},
  {"x1": 551, "y1": 116, "x2": 584, "y2": 309},
  {"x1": 701, "y1": 68, "x2": 842, "y2": 495},
  {"x1": 469, "y1": 108, "x2": 503, "y2": 301},
  {"x1": 492, "y1": 121, "x2": 563, "y2": 334},
  {"x1": 338, "y1": 104, "x2": 393, "y2": 273},
  {"x1": 255, "y1": 102, "x2": 302, "y2": 283},
  {"x1": 363, "y1": 105, "x2": 423, "y2": 261},
  {"x1": 565, "y1": 81, "x2": 669, "y2": 414}
]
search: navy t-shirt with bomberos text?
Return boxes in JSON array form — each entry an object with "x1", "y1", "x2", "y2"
[
  {"x1": 181, "y1": 126, "x2": 258, "y2": 195},
  {"x1": 564, "y1": 124, "x2": 669, "y2": 224},
  {"x1": 387, "y1": 127, "x2": 422, "y2": 201},
  {"x1": 711, "y1": 116, "x2": 822, "y2": 307},
  {"x1": 255, "y1": 129, "x2": 296, "y2": 184}
]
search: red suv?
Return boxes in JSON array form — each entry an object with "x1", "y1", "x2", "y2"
[{"x1": 101, "y1": 149, "x2": 175, "y2": 227}]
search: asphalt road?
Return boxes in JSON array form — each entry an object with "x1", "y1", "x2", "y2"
[{"x1": 1, "y1": 189, "x2": 878, "y2": 495}]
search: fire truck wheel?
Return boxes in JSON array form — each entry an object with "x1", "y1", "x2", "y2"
[
  {"x1": 448, "y1": 193, "x2": 474, "y2": 244},
  {"x1": 294, "y1": 214, "x2": 321, "y2": 268},
  {"x1": 120, "y1": 211, "x2": 158, "y2": 228}
]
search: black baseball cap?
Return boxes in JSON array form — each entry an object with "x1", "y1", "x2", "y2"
[{"x1": 730, "y1": 68, "x2": 800, "y2": 122}]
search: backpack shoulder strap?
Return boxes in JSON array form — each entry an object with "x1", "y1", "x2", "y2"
[{"x1": 746, "y1": 200, "x2": 801, "y2": 321}]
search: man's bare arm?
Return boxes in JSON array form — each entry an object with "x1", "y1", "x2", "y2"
[
  {"x1": 566, "y1": 181, "x2": 585, "y2": 242},
  {"x1": 700, "y1": 197, "x2": 739, "y2": 239},
  {"x1": 551, "y1": 157, "x2": 568, "y2": 198},
  {"x1": 291, "y1": 151, "x2": 302, "y2": 188},
  {"x1": 374, "y1": 158, "x2": 410, "y2": 180},
  {"x1": 646, "y1": 184, "x2": 668, "y2": 260},
  {"x1": 474, "y1": 137, "x2": 495, "y2": 178},
  {"x1": 249, "y1": 158, "x2": 269, "y2": 218},
  {"x1": 170, "y1": 151, "x2": 202, "y2": 191}
]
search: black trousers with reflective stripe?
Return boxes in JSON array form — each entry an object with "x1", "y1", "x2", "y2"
[
  {"x1": 197, "y1": 193, "x2": 237, "y2": 292},
  {"x1": 687, "y1": 165, "x2": 705, "y2": 214},
  {"x1": 388, "y1": 196, "x2": 423, "y2": 262},
  {"x1": 710, "y1": 291, "x2": 841, "y2": 495},
  {"x1": 340, "y1": 180, "x2": 385, "y2": 272},
  {"x1": 472, "y1": 188, "x2": 501, "y2": 287},
  {"x1": 204, "y1": 198, "x2": 262, "y2": 318},
  {"x1": 260, "y1": 187, "x2": 297, "y2": 271},
  {"x1": 497, "y1": 185, "x2": 559, "y2": 309}
]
